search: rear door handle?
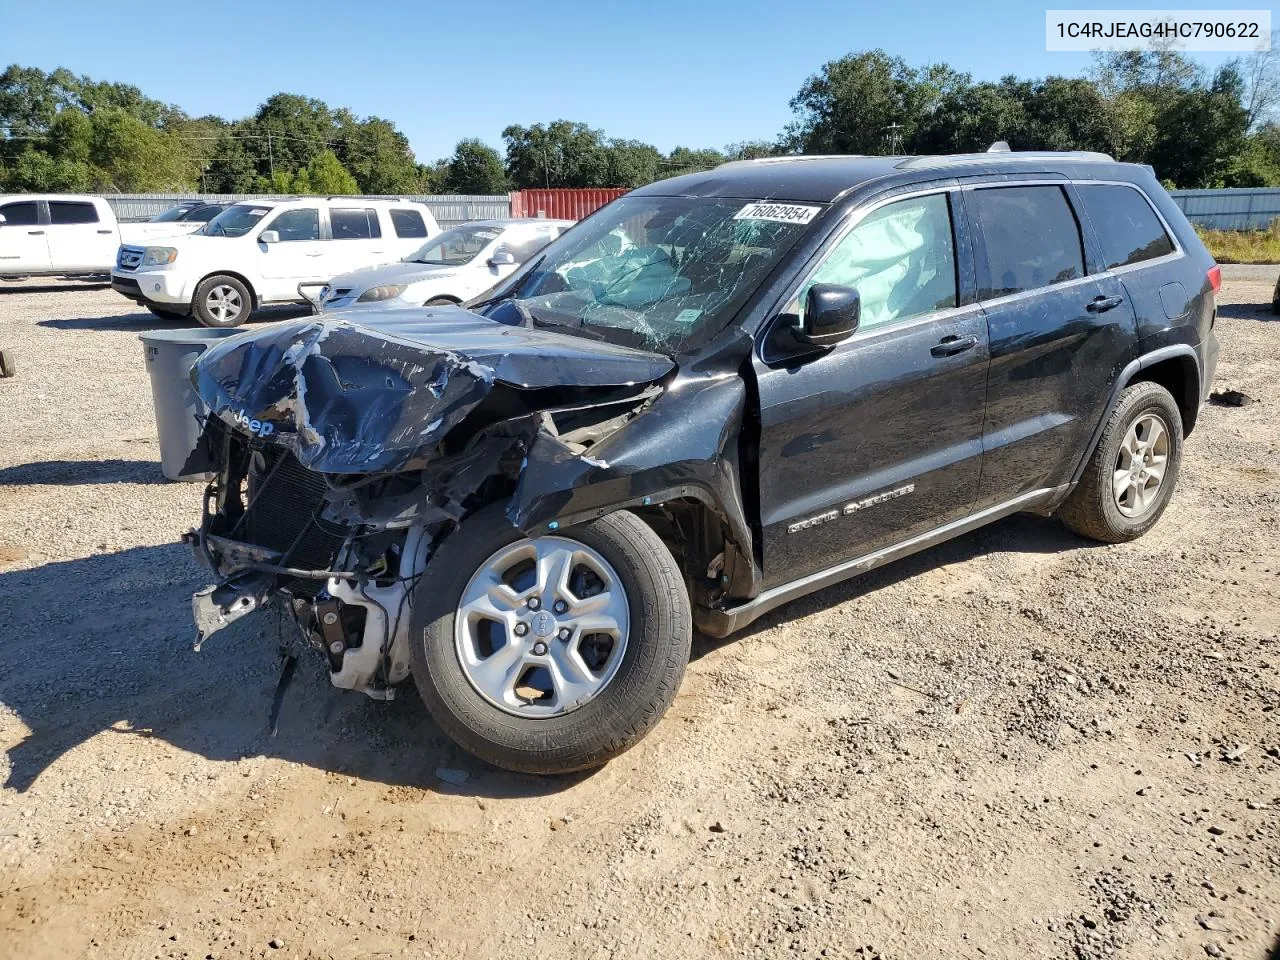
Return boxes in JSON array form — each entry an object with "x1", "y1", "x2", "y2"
[
  {"x1": 1087, "y1": 295, "x2": 1124, "y2": 313},
  {"x1": 28, "y1": 230, "x2": 44, "y2": 235},
  {"x1": 97, "y1": 229, "x2": 113, "y2": 234},
  {"x1": 931, "y1": 334, "x2": 979, "y2": 357},
  {"x1": 305, "y1": 252, "x2": 324, "y2": 257}
]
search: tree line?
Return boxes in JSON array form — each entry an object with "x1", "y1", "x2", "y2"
[{"x1": 2, "y1": 43, "x2": 1278, "y2": 197}]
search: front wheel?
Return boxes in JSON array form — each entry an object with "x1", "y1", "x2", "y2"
[
  {"x1": 409, "y1": 503, "x2": 692, "y2": 774},
  {"x1": 192, "y1": 275, "x2": 251, "y2": 328},
  {"x1": 1057, "y1": 380, "x2": 1184, "y2": 543}
]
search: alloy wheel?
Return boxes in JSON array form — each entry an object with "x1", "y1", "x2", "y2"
[
  {"x1": 454, "y1": 536, "x2": 630, "y2": 718},
  {"x1": 1112, "y1": 412, "x2": 1169, "y2": 517}
]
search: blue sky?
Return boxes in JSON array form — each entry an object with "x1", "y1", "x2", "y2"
[{"x1": 5, "y1": 0, "x2": 1239, "y2": 162}]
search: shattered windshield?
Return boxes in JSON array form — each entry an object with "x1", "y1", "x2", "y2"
[
  {"x1": 408, "y1": 224, "x2": 504, "y2": 265},
  {"x1": 478, "y1": 196, "x2": 821, "y2": 353},
  {"x1": 204, "y1": 204, "x2": 273, "y2": 238}
]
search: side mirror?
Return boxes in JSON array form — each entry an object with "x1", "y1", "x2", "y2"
[
  {"x1": 259, "y1": 230, "x2": 280, "y2": 244},
  {"x1": 488, "y1": 250, "x2": 516, "y2": 267},
  {"x1": 799, "y1": 283, "x2": 860, "y2": 345}
]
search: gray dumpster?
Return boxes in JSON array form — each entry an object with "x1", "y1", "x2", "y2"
[{"x1": 139, "y1": 328, "x2": 242, "y2": 482}]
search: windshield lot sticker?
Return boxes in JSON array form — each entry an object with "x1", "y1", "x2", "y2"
[
  {"x1": 735, "y1": 202, "x2": 821, "y2": 224},
  {"x1": 673, "y1": 308, "x2": 703, "y2": 325}
]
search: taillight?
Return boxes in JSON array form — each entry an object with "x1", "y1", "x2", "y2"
[{"x1": 1207, "y1": 264, "x2": 1221, "y2": 295}]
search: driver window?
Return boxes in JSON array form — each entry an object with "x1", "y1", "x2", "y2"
[
  {"x1": 264, "y1": 208, "x2": 319, "y2": 242},
  {"x1": 796, "y1": 193, "x2": 957, "y2": 331}
]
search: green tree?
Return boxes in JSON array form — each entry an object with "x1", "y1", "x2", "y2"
[
  {"x1": 604, "y1": 139, "x2": 664, "y2": 186},
  {"x1": 440, "y1": 138, "x2": 508, "y2": 194},
  {"x1": 337, "y1": 116, "x2": 420, "y2": 193},
  {"x1": 301, "y1": 149, "x2": 358, "y2": 194},
  {"x1": 502, "y1": 120, "x2": 610, "y2": 188}
]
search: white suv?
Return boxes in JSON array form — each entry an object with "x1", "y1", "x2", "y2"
[{"x1": 111, "y1": 198, "x2": 439, "y2": 326}]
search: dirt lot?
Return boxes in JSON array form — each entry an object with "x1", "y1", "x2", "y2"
[{"x1": 0, "y1": 273, "x2": 1277, "y2": 960}]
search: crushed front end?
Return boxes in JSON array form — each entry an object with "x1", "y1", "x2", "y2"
[{"x1": 182, "y1": 309, "x2": 674, "y2": 700}]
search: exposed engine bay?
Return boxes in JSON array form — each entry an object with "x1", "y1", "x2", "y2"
[{"x1": 183, "y1": 306, "x2": 753, "y2": 700}]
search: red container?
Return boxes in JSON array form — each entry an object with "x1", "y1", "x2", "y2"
[{"x1": 510, "y1": 188, "x2": 628, "y2": 221}]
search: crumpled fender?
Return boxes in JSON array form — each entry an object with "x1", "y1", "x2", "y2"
[{"x1": 508, "y1": 374, "x2": 757, "y2": 592}]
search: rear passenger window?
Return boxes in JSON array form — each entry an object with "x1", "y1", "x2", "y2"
[
  {"x1": 0, "y1": 201, "x2": 39, "y2": 226},
  {"x1": 972, "y1": 186, "x2": 1084, "y2": 298},
  {"x1": 1075, "y1": 184, "x2": 1175, "y2": 269},
  {"x1": 266, "y1": 208, "x2": 320, "y2": 242},
  {"x1": 797, "y1": 192, "x2": 957, "y2": 331},
  {"x1": 390, "y1": 208, "x2": 428, "y2": 238},
  {"x1": 330, "y1": 208, "x2": 381, "y2": 240},
  {"x1": 48, "y1": 201, "x2": 99, "y2": 225}
]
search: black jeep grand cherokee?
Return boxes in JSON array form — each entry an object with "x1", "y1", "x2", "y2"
[{"x1": 187, "y1": 151, "x2": 1219, "y2": 774}]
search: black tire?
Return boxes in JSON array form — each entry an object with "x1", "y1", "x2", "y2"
[
  {"x1": 409, "y1": 503, "x2": 692, "y2": 775},
  {"x1": 192, "y1": 274, "x2": 252, "y2": 328},
  {"x1": 424, "y1": 296, "x2": 459, "y2": 306},
  {"x1": 1057, "y1": 380, "x2": 1184, "y2": 543}
]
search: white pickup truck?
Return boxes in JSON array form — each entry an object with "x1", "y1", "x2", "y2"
[{"x1": 0, "y1": 194, "x2": 184, "y2": 279}]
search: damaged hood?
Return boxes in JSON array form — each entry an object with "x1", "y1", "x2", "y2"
[{"x1": 190, "y1": 306, "x2": 674, "y2": 474}]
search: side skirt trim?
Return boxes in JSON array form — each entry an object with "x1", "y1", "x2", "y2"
[{"x1": 695, "y1": 484, "x2": 1069, "y2": 638}]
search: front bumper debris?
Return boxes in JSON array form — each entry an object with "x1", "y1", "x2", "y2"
[{"x1": 191, "y1": 572, "x2": 272, "y2": 651}]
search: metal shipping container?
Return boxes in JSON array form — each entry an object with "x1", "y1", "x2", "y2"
[{"x1": 509, "y1": 188, "x2": 628, "y2": 221}]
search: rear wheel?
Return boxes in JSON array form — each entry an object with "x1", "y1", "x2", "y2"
[
  {"x1": 1057, "y1": 381, "x2": 1183, "y2": 543},
  {"x1": 192, "y1": 275, "x2": 251, "y2": 328},
  {"x1": 409, "y1": 503, "x2": 692, "y2": 774}
]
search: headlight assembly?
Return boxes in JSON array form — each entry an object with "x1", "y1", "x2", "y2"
[
  {"x1": 141, "y1": 246, "x2": 178, "y2": 266},
  {"x1": 357, "y1": 284, "x2": 407, "y2": 303}
]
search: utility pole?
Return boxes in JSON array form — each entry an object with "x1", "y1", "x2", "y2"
[
  {"x1": 883, "y1": 122, "x2": 904, "y2": 155},
  {"x1": 267, "y1": 131, "x2": 275, "y2": 182},
  {"x1": 541, "y1": 145, "x2": 550, "y2": 188}
]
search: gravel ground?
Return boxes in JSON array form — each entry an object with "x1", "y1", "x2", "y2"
[{"x1": 0, "y1": 272, "x2": 1277, "y2": 960}]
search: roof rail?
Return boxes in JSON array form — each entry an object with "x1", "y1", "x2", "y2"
[
  {"x1": 715, "y1": 154, "x2": 867, "y2": 170},
  {"x1": 896, "y1": 150, "x2": 1114, "y2": 170}
]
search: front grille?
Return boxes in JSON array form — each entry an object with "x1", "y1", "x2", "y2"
[
  {"x1": 241, "y1": 450, "x2": 348, "y2": 598},
  {"x1": 117, "y1": 246, "x2": 144, "y2": 271}
]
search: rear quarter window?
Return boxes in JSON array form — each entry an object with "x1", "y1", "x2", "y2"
[
  {"x1": 1075, "y1": 184, "x2": 1175, "y2": 269},
  {"x1": 330, "y1": 208, "x2": 382, "y2": 240},
  {"x1": 390, "y1": 208, "x2": 428, "y2": 238},
  {"x1": 971, "y1": 185, "x2": 1084, "y2": 298}
]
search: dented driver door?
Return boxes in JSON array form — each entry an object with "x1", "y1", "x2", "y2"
[{"x1": 750, "y1": 189, "x2": 990, "y2": 590}]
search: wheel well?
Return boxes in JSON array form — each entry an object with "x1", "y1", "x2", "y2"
[
  {"x1": 197, "y1": 271, "x2": 258, "y2": 310},
  {"x1": 1130, "y1": 355, "x2": 1200, "y2": 435},
  {"x1": 630, "y1": 497, "x2": 743, "y2": 605},
  {"x1": 424, "y1": 295, "x2": 461, "y2": 305}
]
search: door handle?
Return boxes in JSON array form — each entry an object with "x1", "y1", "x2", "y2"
[
  {"x1": 931, "y1": 334, "x2": 979, "y2": 357},
  {"x1": 305, "y1": 252, "x2": 324, "y2": 257},
  {"x1": 28, "y1": 230, "x2": 44, "y2": 235},
  {"x1": 97, "y1": 229, "x2": 113, "y2": 234},
  {"x1": 1087, "y1": 295, "x2": 1124, "y2": 313}
]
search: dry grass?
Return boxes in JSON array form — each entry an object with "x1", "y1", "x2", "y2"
[{"x1": 1196, "y1": 220, "x2": 1280, "y2": 264}]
